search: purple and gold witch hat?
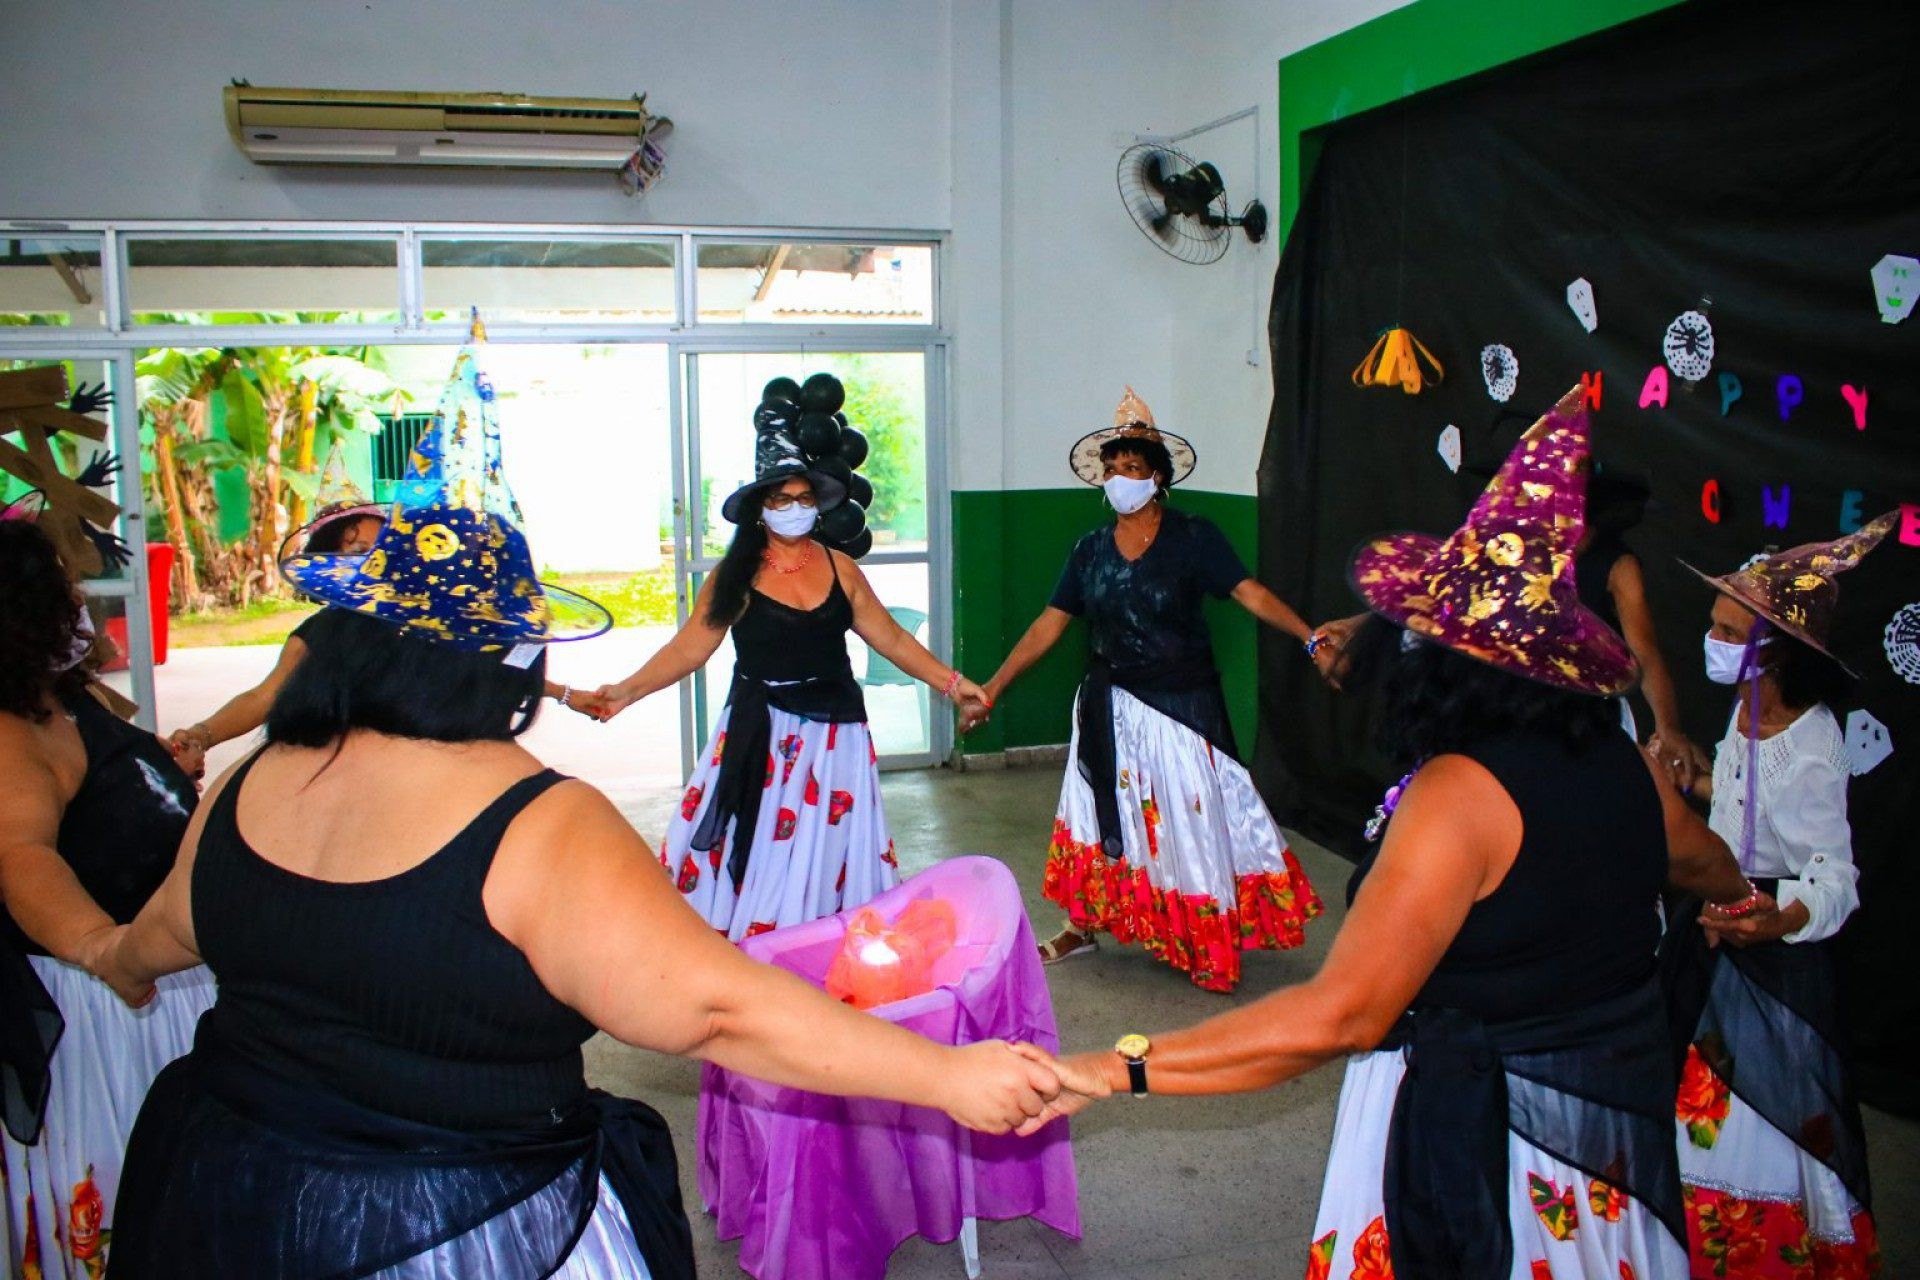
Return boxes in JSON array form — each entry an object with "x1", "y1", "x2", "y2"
[
  {"x1": 1350, "y1": 383, "x2": 1637, "y2": 696},
  {"x1": 1683, "y1": 513, "x2": 1896, "y2": 676}
]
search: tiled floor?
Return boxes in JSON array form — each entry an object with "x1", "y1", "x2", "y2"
[{"x1": 586, "y1": 766, "x2": 1919, "y2": 1279}]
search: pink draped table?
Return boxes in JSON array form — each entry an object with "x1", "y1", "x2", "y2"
[{"x1": 697, "y1": 856, "x2": 1081, "y2": 1280}]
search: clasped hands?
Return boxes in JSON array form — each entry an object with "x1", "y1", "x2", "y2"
[
  {"x1": 1697, "y1": 889, "x2": 1802, "y2": 948},
  {"x1": 950, "y1": 1040, "x2": 1114, "y2": 1136}
]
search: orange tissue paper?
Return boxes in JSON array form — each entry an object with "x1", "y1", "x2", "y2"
[{"x1": 824, "y1": 900, "x2": 958, "y2": 1010}]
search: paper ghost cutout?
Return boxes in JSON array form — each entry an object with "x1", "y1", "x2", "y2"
[
  {"x1": 1871, "y1": 254, "x2": 1917, "y2": 324},
  {"x1": 1480, "y1": 343, "x2": 1518, "y2": 402},
  {"x1": 1885, "y1": 602, "x2": 1920, "y2": 685},
  {"x1": 1566, "y1": 278, "x2": 1598, "y2": 333},
  {"x1": 1437, "y1": 424, "x2": 1462, "y2": 473},
  {"x1": 1663, "y1": 310, "x2": 1715, "y2": 382},
  {"x1": 1844, "y1": 709, "x2": 1893, "y2": 776}
]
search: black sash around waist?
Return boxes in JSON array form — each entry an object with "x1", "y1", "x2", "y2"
[
  {"x1": 1659, "y1": 892, "x2": 1871, "y2": 1209},
  {"x1": 109, "y1": 1030, "x2": 693, "y2": 1280},
  {"x1": 1076, "y1": 654, "x2": 1236, "y2": 857},
  {"x1": 692, "y1": 665, "x2": 867, "y2": 889},
  {"x1": 1376, "y1": 978, "x2": 1683, "y2": 1279},
  {"x1": 0, "y1": 944, "x2": 62, "y2": 1144}
]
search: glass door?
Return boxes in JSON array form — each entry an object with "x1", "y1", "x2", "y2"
[
  {"x1": 0, "y1": 350, "x2": 151, "y2": 723},
  {"x1": 680, "y1": 348, "x2": 940, "y2": 770}
]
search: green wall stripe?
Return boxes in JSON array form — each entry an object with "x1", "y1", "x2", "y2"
[
  {"x1": 952, "y1": 489, "x2": 1259, "y2": 755},
  {"x1": 1277, "y1": 0, "x2": 1685, "y2": 239}
]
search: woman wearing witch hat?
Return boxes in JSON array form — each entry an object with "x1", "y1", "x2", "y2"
[
  {"x1": 591, "y1": 396, "x2": 989, "y2": 940},
  {"x1": 92, "y1": 358, "x2": 1062, "y2": 1279},
  {"x1": 1659, "y1": 518, "x2": 1894, "y2": 1277},
  {"x1": 967, "y1": 387, "x2": 1326, "y2": 992},
  {"x1": 1014, "y1": 387, "x2": 1758, "y2": 1279}
]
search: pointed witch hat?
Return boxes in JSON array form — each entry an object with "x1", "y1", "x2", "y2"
[
  {"x1": 279, "y1": 332, "x2": 611, "y2": 652},
  {"x1": 1683, "y1": 514, "x2": 1897, "y2": 677},
  {"x1": 1068, "y1": 385, "x2": 1197, "y2": 486},
  {"x1": 1350, "y1": 383, "x2": 1637, "y2": 697}
]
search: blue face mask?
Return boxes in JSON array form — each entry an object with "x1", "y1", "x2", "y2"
[{"x1": 1704, "y1": 632, "x2": 1769, "y2": 685}]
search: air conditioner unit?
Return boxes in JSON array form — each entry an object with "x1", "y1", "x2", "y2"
[{"x1": 223, "y1": 85, "x2": 666, "y2": 170}]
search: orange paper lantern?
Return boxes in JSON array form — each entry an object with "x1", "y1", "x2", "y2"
[{"x1": 825, "y1": 900, "x2": 957, "y2": 1010}]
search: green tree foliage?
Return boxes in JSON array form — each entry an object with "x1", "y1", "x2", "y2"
[{"x1": 822, "y1": 354, "x2": 925, "y2": 541}]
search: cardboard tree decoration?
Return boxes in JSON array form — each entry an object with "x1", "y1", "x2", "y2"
[{"x1": 0, "y1": 366, "x2": 125, "y2": 578}]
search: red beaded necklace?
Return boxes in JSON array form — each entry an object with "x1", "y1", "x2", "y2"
[{"x1": 762, "y1": 540, "x2": 816, "y2": 576}]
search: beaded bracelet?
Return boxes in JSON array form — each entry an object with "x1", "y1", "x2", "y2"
[
  {"x1": 1303, "y1": 634, "x2": 1327, "y2": 658},
  {"x1": 1712, "y1": 882, "x2": 1764, "y2": 918},
  {"x1": 941, "y1": 670, "x2": 963, "y2": 701}
]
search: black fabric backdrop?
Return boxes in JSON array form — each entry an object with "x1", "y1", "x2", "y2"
[{"x1": 1258, "y1": 0, "x2": 1920, "y2": 1112}]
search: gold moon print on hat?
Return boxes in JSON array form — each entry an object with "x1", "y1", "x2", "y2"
[{"x1": 415, "y1": 523, "x2": 461, "y2": 561}]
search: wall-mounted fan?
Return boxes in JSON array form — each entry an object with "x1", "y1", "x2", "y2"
[{"x1": 1117, "y1": 142, "x2": 1268, "y2": 265}]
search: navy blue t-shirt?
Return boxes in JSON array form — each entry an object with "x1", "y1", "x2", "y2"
[{"x1": 1050, "y1": 508, "x2": 1250, "y2": 670}]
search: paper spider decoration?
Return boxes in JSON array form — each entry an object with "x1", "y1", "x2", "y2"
[
  {"x1": 1663, "y1": 310, "x2": 1716, "y2": 382},
  {"x1": 1351, "y1": 327, "x2": 1445, "y2": 395},
  {"x1": 0, "y1": 366, "x2": 126, "y2": 577}
]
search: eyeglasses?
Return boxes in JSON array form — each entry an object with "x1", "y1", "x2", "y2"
[{"x1": 763, "y1": 492, "x2": 818, "y2": 511}]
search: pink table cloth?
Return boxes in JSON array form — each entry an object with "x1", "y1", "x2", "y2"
[{"x1": 697, "y1": 856, "x2": 1081, "y2": 1280}]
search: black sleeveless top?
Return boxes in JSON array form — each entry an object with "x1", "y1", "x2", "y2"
[
  {"x1": 1574, "y1": 534, "x2": 1632, "y2": 633},
  {"x1": 729, "y1": 553, "x2": 858, "y2": 685},
  {"x1": 2, "y1": 690, "x2": 197, "y2": 958},
  {"x1": 191, "y1": 758, "x2": 594, "y2": 1130},
  {"x1": 1350, "y1": 728, "x2": 1666, "y2": 1025}
]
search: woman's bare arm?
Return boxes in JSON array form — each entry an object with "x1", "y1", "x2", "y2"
[
  {"x1": 596, "y1": 578, "x2": 732, "y2": 715},
  {"x1": 0, "y1": 722, "x2": 114, "y2": 967}
]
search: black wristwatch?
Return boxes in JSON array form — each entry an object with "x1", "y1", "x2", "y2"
[{"x1": 1115, "y1": 1033, "x2": 1151, "y2": 1097}]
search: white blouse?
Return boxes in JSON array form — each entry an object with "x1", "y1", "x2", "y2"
[{"x1": 1707, "y1": 703, "x2": 1860, "y2": 944}]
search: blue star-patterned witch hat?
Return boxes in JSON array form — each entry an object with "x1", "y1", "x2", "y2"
[{"x1": 279, "y1": 320, "x2": 611, "y2": 651}]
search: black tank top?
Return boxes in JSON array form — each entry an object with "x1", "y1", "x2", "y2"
[
  {"x1": 728, "y1": 552, "x2": 857, "y2": 684},
  {"x1": 1350, "y1": 728, "x2": 1665, "y2": 1025},
  {"x1": 191, "y1": 757, "x2": 595, "y2": 1130},
  {"x1": 3, "y1": 690, "x2": 198, "y2": 958}
]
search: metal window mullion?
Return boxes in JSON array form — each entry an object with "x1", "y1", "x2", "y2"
[
  {"x1": 109, "y1": 348, "x2": 157, "y2": 729},
  {"x1": 398, "y1": 226, "x2": 423, "y2": 328},
  {"x1": 667, "y1": 339, "x2": 695, "y2": 775},
  {"x1": 677, "y1": 231, "x2": 696, "y2": 328}
]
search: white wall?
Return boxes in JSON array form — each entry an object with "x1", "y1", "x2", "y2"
[
  {"x1": 0, "y1": 0, "x2": 952, "y2": 230},
  {"x1": 0, "y1": 0, "x2": 1407, "y2": 498}
]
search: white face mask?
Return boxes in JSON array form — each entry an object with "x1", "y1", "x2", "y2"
[
  {"x1": 1103, "y1": 474, "x2": 1160, "y2": 515},
  {"x1": 763, "y1": 503, "x2": 819, "y2": 538},
  {"x1": 1704, "y1": 632, "x2": 1768, "y2": 685}
]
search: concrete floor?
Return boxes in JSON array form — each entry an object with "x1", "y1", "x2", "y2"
[{"x1": 583, "y1": 766, "x2": 1920, "y2": 1279}]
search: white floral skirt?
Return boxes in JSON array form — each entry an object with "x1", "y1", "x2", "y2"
[
  {"x1": 1043, "y1": 686, "x2": 1320, "y2": 991},
  {"x1": 1675, "y1": 1045, "x2": 1880, "y2": 1276},
  {"x1": 1, "y1": 957, "x2": 215, "y2": 1280},
  {"x1": 664, "y1": 707, "x2": 896, "y2": 941},
  {"x1": 1307, "y1": 1050, "x2": 1685, "y2": 1280}
]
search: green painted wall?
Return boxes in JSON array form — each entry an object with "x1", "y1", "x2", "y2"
[
  {"x1": 1277, "y1": 0, "x2": 1685, "y2": 239},
  {"x1": 952, "y1": 488, "x2": 1259, "y2": 755}
]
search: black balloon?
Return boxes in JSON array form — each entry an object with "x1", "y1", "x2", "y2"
[
  {"x1": 813, "y1": 455, "x2": 854, "y2": 485},
  {"x1": 817, "y1": 498, "x2": 866, "y2": 542},
  {"x1": 841, "y1": 528, "x2": 874, "y2": 559},
  {"x1": 762, "y1": 376, "x2": 802, "y2": 404},
  {"x1": 847, "y1": 473, "x2": 874, "y2": 508},
  {"x1": 838, "y1": 427, "x2": 869, "y2": 468},
  {"x1": 796, "y1": 412, "x2": 842, "y2": 457},
  {"x1": 753, "y1": 402, "x2": 785, "y2": 432},
  {"x1": 799, "y1": 372, "x2": 845, "y2": 414},
  {"x1": 832, "y1": 411, "x2": 848, "y2": 427}
]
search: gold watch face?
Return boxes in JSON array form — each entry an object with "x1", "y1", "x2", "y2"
[{"x1": 1114, "y1": 1033, "x2": 1151, "y2": 1060}]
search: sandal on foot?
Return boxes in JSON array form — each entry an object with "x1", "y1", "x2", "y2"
[{"x1": 1038, "y1": 930, "x2": 1098, "y2": 965}]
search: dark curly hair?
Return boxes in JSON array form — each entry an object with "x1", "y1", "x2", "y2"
[
  {"x1": 1100, "y1": 437, "x2": 1173, "y2": 491},
  {"x1": 1759, "y1": 626, "x2": 1853, "y2": 712},
  {"x1": 0, "y1": 521, "x2": 91, "y2": 721},
  {"x1": 1369, "y1": 617, "x2": 1621, "y2": 765}
]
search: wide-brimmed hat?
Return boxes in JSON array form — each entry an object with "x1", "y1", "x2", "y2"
[
  {"x1": 279, "y1": 341, "x2": 610, "y2": 652},
  {"x1": 1350, "y1": 383, "x2": 1638, "y2": 697},
  {"x1": 1068, "y1": 386, "x2": 1197, "y2": 487},
  {"x1": 281, "y1": 442, "x2": 384, "y2": 557},
  {"x1": 1683, "y1": 513, "x2": 1897, "y2": 676},
  {"x1": 720, "y1": 425, "x2": 848, "y2": 523}
]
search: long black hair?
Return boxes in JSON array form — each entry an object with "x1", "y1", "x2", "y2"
[
  {"x1": 267, "y1": 608, "x2": 546, "y2": 746},
  {"x1": 0, "y1": 521, "x2": 92, "y2": 721},
  {"x1": 1370, "y1": 617, "x2": 1621, "y2": 766},
  {"x1": 706, "y1": 488, "x2": 771, "y2": 627}
]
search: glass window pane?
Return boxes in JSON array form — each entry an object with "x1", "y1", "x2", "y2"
[
  {"x1": 0, "y1": 356, "x2": 132, "y2": 583},
  {"x1": 0, "y1": 236, "x2": 108, "y2": 328},
  {"x1": 127, "y1": 237, "x2": 401, "y2": 325},
  {"x1": 421, "y1": 238, "x2": 677, "y2": 325},
  {"x1": 691, "y1": 352, "x2": 926, "y2": 557},
  {"x1": 695, "y1": 242, "x2": 933, "y2": 325}
]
